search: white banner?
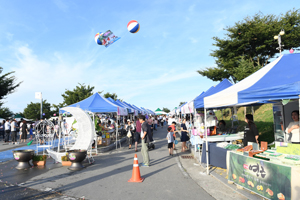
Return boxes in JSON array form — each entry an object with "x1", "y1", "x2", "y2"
[
  {"x1": 117, "y1": 107, "x2": 128, "y2": 116},
  {"x1": 35, "y1": 92, "x2": 42, "y2": 100}
]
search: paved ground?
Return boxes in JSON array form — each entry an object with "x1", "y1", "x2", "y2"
[{"x1": 0, "y1": 127, "x2": 260, "y2": 200}]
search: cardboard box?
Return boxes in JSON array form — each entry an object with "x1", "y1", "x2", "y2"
[
  {"x1": 102, "y1": 138, "x2": 111, "y2": 146},
  {"x1": 260, "y1": 141, "x2": 268, "y2": 151}
]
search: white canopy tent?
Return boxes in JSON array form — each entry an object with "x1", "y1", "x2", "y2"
[{"x1": 204, "y1": 56, "x2": 282, "y2": 109}]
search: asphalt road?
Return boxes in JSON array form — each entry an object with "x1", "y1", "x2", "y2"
[{"x1": 0, "y1": 125, "x2": 215, "y2": 200}]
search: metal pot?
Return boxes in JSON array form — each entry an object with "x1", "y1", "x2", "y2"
[
  {"x1": 67, "y1": 150, "x2": 87, "y2": 171},
  {"x1": 13, "y1": 150, "x2": 35, "y2": 170}
]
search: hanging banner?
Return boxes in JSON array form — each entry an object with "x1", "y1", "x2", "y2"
[
  {"x1": 117, "y1": 107, "x2": 128, "y2": 116},
  {"x1": 228, "y1": 152, "x2": 291, "y2": 200}
]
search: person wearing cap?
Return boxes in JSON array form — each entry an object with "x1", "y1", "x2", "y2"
[{"x1": 243, "y1": 114, "x2": 259, "y2": 147}]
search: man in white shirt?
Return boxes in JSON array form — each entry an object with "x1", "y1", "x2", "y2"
[
  {"x1": 4, "y1": 119, "x2": 11, "y2": 143},
  {"x1": 11, "y1": 119, "x2": 18, "y2": 144}
]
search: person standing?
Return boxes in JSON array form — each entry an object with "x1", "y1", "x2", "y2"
[
  {"x1": 21, "y1": 120, "x2": 28, "y2": 143},
  {"x1": 147, "y1": 116, "x2": 153, "y2": 136},
  {"x1": 139, "y1": 115, "x2": 150, "y2": 167},
  {"x1": 163, "y1": 115, "x2": 166, "y2": 126},
  {"x1": 125, "y1": 119, "x2": 133, "y2": 149},
  {"x1": 134, "y1": 116, "x2": 141, "y2": 152},
  {"x1": 4, "y1": 119, "x2": 11, "y2": 143},
  {"x1": 166, "y1": 127, "x2": 174, "y2": 156},
  {"x1": 0, "y1": 120, "x2": 4, "y2": 141},
  {"x1": 243, "y1": 114, "x2": 259, "y2": 147},
  {"x1": 285, "y1": 110, "x2": 300, "y2": 144},
  {"x1": 180, "y1": 119, "x2": 189, "y2": 152},
  {"x1": 160, "y1": 115, "x2": 164, "y2": 128},
  {"x1": 11, "y1": 119, "x2": 18, "y2": 144},
  {"x1": 154, "y1": 117, "x2": 158, "y2": 131}
]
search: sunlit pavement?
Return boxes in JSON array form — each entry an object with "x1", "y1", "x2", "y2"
[{"x1": 0, "y1": 126, "x2": 259, "y2": 200}]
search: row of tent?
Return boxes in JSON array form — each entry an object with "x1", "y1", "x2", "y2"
[
  {"x1": 169, "y1": 53, "x2": 300, "y2": 114},
  {"x1": 59, "y1": 93, "x2": 155, "y2": 116}
]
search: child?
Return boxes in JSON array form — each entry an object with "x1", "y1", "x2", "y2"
[
  {"x1": 29, "y1": 124, "x2": 33, "y2": 140},
  {"x1": 169, "y1": 122, "x2": 177, "y2": 150},
  {"x1": 166, "y1": 127, "x2": 174, "y2": 156}
]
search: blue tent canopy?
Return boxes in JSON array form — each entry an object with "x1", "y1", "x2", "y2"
[
  {"x1": 123, "y1": 101, "x2": 139, "y2": 112},
  {"x1": 107, "y1": 98, "x2": 133, "y2": 113},
  {"x1": 194, "y1": 79, "x2": 233, "y2": 109},
  {"x1": 131, "y1": 104, "x2": 143, "y2": 113},
  {"x1": 60, "y1": 93, "x2": 121, "y2": 113},
  {"x1": 238, "y1": 54, "x2": 300, "y2": 104}
]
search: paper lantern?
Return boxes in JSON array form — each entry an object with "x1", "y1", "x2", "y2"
[
  {"x1": 53, "y1": 113, "x2": 56, "y2": 116},
  {"x1": 289, "y1": 48, "x2": 294, "y2": 53},
  {"x1": 127, "y1": 20, "x2": 140, "y2": 33}
]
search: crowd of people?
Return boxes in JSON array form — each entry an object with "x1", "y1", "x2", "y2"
[
  {"x1": 118, "y1": 114, "x2": 192, "y2": 167},
  {"x1": 0, "y1": 118, "x2": 47, "y2": 145}
]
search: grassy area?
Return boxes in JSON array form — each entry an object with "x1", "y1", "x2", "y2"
[{"x1": 215, "y1": 104, "x2": 274, "y2": 144}]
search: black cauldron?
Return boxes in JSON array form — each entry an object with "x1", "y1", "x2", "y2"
[
  {"x1": 67, "y1": 150, "x2": 87, "y2": 171},
  {"x1": 13, "y1": 150, "x2": 35, "y2": 170}
]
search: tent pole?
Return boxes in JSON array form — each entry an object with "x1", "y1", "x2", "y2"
[
  {"x1": 57, "y1": 114, "x2": 62, "y2": 153},
  {"x1": 205, "y1": 108, "x2": 209, "y2": 175},
  {"x1": 116, "y1": 114, "x2": 118, "y2": 150}
]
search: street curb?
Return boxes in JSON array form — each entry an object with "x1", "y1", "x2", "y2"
[{"x1": 98, "y1": 137, "x2": 127, "y2": 153}]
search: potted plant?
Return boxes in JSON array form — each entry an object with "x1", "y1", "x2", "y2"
[
  {"x1": 61, "y1": 154, "x2": 72, "y2": 166},
  {"x1": 32, "y1": 155, "x2": 47, "y2": 166}
]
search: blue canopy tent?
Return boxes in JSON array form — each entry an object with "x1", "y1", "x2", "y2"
[
  {"x1": 122, "y1": 101, "x2": 139, "y2": 113},
  {"x1": 107, "y1": 98, "x2": 134, "y2": 113},
  {"x1": 238, "y1": 54, "x2": 300, "y2": 103},
  {"x1": 194, "y1": 79, "x2": 233, "y2": 109},
  {"x1": 131, "y1": 104, "x2": 144, "y2": 114},
  {"x1": 60, "y1": 93, "x2": 128, "y2": 150},
  {"x1": 60, "y1": 93, "x2": 127, "y2": 115}
]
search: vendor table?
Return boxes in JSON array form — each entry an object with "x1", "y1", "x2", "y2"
[
  {"x1": 202, "y1": 134, "x2": 243, "y2": 142},
  {"x1": 201, "y1": 142, "x2": 229, "y2": 169},
  {"x1": 227, "y1": 151, "x2": 300, "y2": 200}
]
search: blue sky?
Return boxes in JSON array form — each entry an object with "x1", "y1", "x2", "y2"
[{"x1": 0, "y1": 0, "x2": 299, "y2": 113}]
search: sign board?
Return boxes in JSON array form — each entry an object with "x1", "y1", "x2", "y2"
[
  {"x1": 35, "y1": 92, "x2": 42, "y2": 100},
  {"x1": 228, "y1": 152, "x2": 291, "y2": 200}
]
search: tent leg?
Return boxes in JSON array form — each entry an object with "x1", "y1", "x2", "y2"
[
  {"x1": 204, "y1": 108, "x2": 209, "y2": 175},
  {"x1": 116, "y1": 115, "x2": 118, "y2": 150}
]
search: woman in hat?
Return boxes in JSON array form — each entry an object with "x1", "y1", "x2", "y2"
[{"x1": 243, "y1": 114, "x2": 259, "y2": 147}]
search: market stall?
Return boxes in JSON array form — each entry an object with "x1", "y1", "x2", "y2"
[
  {"x1": 60, "y1": 93, "x2": 128, "y2": 150},
  {"x1": 227, "y1": 144, "x2": 300, "y2": 200}
]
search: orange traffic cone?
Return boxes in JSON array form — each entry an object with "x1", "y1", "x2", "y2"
[{"x1": 128, "y1": 154, "x2": 144, "y2": 182}]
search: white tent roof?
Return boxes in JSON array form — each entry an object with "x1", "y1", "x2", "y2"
[{"x1": 204, "y1": 55, "x2": 282, "y2": 109}]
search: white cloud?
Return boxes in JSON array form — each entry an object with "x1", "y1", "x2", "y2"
[
  {"x1": 53, "y1": 0, "x2": 69, "y2": 12},
  {"x1": 188, "y1": 4, "x2": 196, "y2": 13},
  {"x1": 6, "y1": 32, "x2": 13, "y2": 41},
  {"x1": 189, "y1": 37, "x2": 198, "y2": 44}
]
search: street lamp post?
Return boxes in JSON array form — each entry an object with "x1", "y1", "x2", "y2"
[{"x1": 274, "y1": 29, "x2": 285, "y2": 55}]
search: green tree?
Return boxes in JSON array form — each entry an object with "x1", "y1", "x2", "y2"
[
  {"x1": 198, "y1": 9, "x2": 300, "y2": 83},
  {"x1": 23, "y1": 100, "x2": 53, "y2": 120},
  {"x1": 0, "y1": 107, "x2": 14, "y2": 119},
  {"x1": 0, "y1": 67, "x2": 22, "y2": 104},
  {"x1": 103, "y1": 92, "x2": 122, "y2": 101},
  {"x1": 162, "y1": 107, "x2": 170, "y2": 113},
  {"x1": 179, "y1": 102, "x2": 186, "y2": 107},
  {"x1": 53, "y1": 83, "x2": 97, "y2": 111}
]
